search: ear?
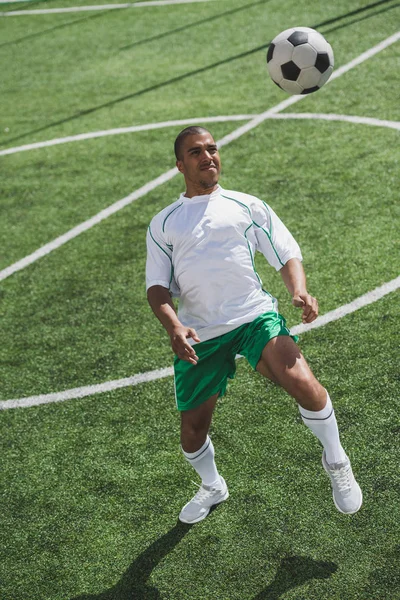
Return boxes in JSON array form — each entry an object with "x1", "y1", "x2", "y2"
[{"x1": 176, "y1": 159, "x2": 184, "y2": 174}]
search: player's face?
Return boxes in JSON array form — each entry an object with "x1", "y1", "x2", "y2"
[{"x1": 176, "y1": 133, "x2": 221, "y2": 192}]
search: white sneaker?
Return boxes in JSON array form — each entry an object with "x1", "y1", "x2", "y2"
[
  {"x1": 179, "y1": 477, "x2": 229, "y2": 524},
  {"x1": 322, "y1": 451, "x2": 363, "y2": 514}
]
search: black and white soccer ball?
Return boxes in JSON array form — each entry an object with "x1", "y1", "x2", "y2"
[{"x1": 267, "y1": 27, "x2": 334, "y2": 95}]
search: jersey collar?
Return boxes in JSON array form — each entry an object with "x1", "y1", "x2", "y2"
[{"x1": 180, "y1": 185, "x2": 222, "y2": 203}]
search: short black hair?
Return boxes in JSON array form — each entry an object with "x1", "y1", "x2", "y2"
[{"x1": 174, "y1": 126, "x2": 211, "y2": 160}]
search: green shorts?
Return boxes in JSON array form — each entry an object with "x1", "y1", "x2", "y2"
[{"x1": 174, "y1": 311, "x2": 298, "y2": 411}]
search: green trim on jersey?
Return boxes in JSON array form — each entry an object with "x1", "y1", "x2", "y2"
[
  {"x1": 221, "y1": 194, "x2": 250, "y2": 215},
  {"x1": 259, "y1": 201, "x2": 284, "y2": 267},
  {"x1": 221, "y1": 194, "x2": 263, "y2": 283},
  {"x1": 148, "y1": 225, "x2": 174, "y2": 287},
  {"x1": 262, "y1": 201, "x2": 273, "y2": 237},
  {"x1": 174, "y1": 311, "x2": 298, "y2": 411},
  {"x1": 162, "y1": 202, "x2": 183, "y2": 233},
  {"x1": 244, "y1": 222, "x2": 263, "y2": 286},
  {"x1": 221, "y1": 193, "x2": 285, "y2": 267}
]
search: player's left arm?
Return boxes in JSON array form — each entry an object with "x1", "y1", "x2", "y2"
[
  {"x1": 280, "y1": 258, "x2": 319, "y2": 324},
  {"x1": 250, "y1": 198, "x2": 318, "y2": 323}
]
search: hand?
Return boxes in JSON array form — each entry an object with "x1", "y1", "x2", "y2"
[
  {"x1": 292, "y1": 292, "x2": 319, "y2": 324},
  {"x1": 169, "y1": 326, "x2": 201, "y2": 365}
]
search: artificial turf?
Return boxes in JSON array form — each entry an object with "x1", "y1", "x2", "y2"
[{"x1": 1, "y1": 0, "x2": 399, "y2": 598}]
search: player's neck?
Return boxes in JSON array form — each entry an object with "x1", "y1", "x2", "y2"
[{"x1": 184, "y1": 182, "x2": 219, "y2": 199}]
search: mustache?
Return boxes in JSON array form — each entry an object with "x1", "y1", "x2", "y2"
[{"x1": 200, "y1": 161, "x2": 219, "y2": 169}]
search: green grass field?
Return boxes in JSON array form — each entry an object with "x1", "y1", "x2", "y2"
[{"x1": 1, "y1": 0, "x2": 399, "y2": 598}]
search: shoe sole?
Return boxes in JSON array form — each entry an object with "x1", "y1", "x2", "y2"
[
  {"x1": 178, "y1": 488, "x2": 229, "y2": 524},
  {"x1": 322, "y1": 454, "x2": 363, "y2": 515}
]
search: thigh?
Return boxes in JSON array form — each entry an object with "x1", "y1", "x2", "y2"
[{"x1": 256, "y1": 335, "x2": 326, "y2": 408}]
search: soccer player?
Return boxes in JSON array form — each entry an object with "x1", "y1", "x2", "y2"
[{"x1": 146, "y1": 126, "x2": 362, "y2": 524}]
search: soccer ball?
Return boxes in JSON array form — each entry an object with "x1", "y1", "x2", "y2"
[{"x1": 266, "y1": 27, "x2": 334, "y2": 95}]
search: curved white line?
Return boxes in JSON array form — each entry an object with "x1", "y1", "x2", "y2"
[
  {"x1": 0, "y1": 0, "x2": 215, "y2": 15},
  {"x1": 1, "y1": 113, "x2": 399, "y2": 158},
  {"x1": 1, "y1": 110, "x2": 398, "y2": 284},
  {"x1": 0, "y1": 32, "x2": 399, "y2": 282},
  {"x1": 0, "y1": 115, "x2": 257, "y2": 157},
  {"x1": 273, "y1": 113, "x2": 400, "y2": 130},
  {"x1": 291, "y1": 276, "x2": 400, "y2": 335},
  {"x1": 1, "y1": 33, "x2": 399, "y2": 407},
  {"x1": 1, "y1": 276, "x2": 398, "y2": 409},
  {"x1": 0, "y1": 367, "x2": 175, "y2": 409}
]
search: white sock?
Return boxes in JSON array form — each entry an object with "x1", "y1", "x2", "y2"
[
  {"x1": 181, "y1": 436, "x2": 221, "y2": 488},
  {"x1": 299, "y1": 393, "x2": 347, "y2": 465}
]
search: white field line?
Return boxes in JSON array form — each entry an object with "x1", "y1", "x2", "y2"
[
  {"x1": 274, "y1": 113, "x2": 400, "y2": 130},
  {"x1": 0, "y1": 367, "x2": 175, "y2": 409},
  {"x1": 0, "y1": 0, "x2": 215, "y2": 15},
  {"x1": 1, "y1": 31, "x2": 399, "y2": 283},
  {"x1": 2, "y1": 113, "x2": 400, "y2": 158},
  {"x1": 327, "y1": 30, "x2": 400, "y2": 83},
  {"x1": 290, "y1": 276, "x2": 400, "y2": 336},
  {"x1": 0, "y1": 115, "x2": 257, "y2": 157},
  {"x1": 1, "y1": 276, "x2": 399, "y2": 410},
  {"x1": 215, "y1": 30, "x2": 400, "y2": 149},
  {"x1": 0, "y1": 165, "x2": 179, "y2": 282}
]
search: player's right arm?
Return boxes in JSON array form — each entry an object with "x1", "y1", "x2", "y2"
[
  {"x1": 146, "y1": 285, "x2": 200, "y2": 365},
  {"x1": 146, "y1": 216, "x2": 200, "y2": 364}
]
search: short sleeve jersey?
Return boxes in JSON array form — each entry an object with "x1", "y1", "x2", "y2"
[{"x1": 146, "y1": 185, "x2": 302, "y2": 342}]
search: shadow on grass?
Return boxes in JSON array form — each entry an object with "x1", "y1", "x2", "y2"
[
  {"x1": 71, "y1": 520, "x2": 193, "y2": 600},
  {"x1": 0, "y1": 10, "x2": 116, "y2": 49},
  {"x1": 254, "y1": 555, "x2": 338, "y2": 599},
  {"x1": 70, "y1": 519, "x2": 337, "y2": 600},
  {"x1": 322, "y1": 1, "x2": 400, "y2": 36},
  {"x1": 120, "y1": 0, "x2": 273, "y2": 51}
]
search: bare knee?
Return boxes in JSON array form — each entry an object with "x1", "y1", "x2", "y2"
[
  {"x1": 256, "y1": 358, "x2": 279, "y2": 384},
  {"x1": 293, "y1": 377, "x2": 327, "y2": 411},
  {"x1": 258, "y1": 337, "x2": 327, "y2": 410},
  {"x1": 180, "y1": 393, "x2": 218, "y2": 452},
  {"x1": 180, "y1": 419, "x2": 209, "y2": 452}
]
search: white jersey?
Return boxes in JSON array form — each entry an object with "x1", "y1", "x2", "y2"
[{"x1": 146, "y1": 185, "x2": 302, "y2": 342}]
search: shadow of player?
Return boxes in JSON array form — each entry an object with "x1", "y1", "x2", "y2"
[
  {"x1": 70, "y1": 519, "x2": 337, "y2": 600},
  {"x1": 253, "y1": 555, "x2": 338, "y2": 599},
  {"x1": 70, "y1": 520, "x2": 192, "y2": 600}
]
